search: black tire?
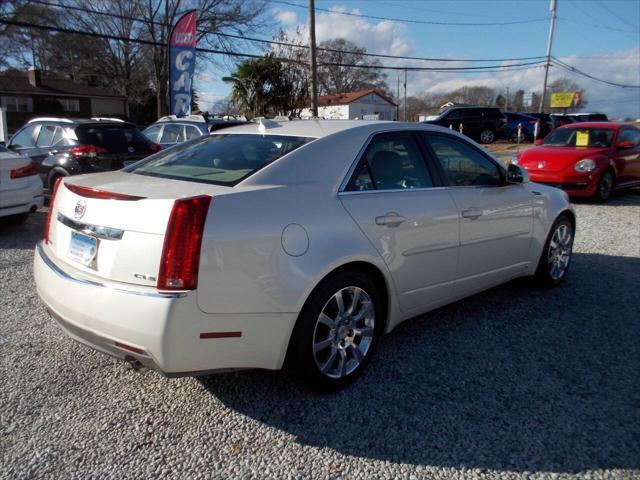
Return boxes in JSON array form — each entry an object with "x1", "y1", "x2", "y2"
[
  {"x1": 594, "y1": 169, "x2": 614, "y2": 202},
  {"x1": 534, "y1": 215, "x2": 574, "y2": 287},
  {"x1": 285, "y1": 270, "x2": 384, "y2": 392},
  {"x1": 479, "y1": 128, "x2": 496, "y2": 144}
]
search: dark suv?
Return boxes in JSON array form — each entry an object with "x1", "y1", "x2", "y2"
[
  {"x1": 422, "y1": 106, "x2": 506, "y2": 144},
  {"x1": 7, "y1": 117, "x2": 160, "y2": 192}
]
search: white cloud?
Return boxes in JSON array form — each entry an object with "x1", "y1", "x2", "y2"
[
  {"x1": 407, "y1": 48, "x2": 640, "y2": 119},
  {"x1": 275, "y1": 10, "x2": 298, "y2": 25}
]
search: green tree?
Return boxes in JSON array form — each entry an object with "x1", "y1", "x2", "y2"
[{"x1": 223, "y1": 53, "x2": 292, "y2": 118}]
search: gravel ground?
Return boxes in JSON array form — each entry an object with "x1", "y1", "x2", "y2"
[{"x1": 1, "y1": 191, "x2": 639, "y2": 480}]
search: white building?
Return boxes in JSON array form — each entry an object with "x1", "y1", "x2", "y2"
[{"x1": 301, "y1": 89, "x2": 396, "y2": 120}]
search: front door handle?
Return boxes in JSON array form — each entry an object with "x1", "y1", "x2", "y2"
[
  {"x1": 461, "y1": 208, "x2": 482, "y2": 219},
  {"x1": 375, "y1": 213, "x2": 406, "y2": 226}
]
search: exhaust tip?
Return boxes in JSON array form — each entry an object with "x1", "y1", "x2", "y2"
[{"x1": 124, "y1": 355, "x2": 144, "y2": 372}]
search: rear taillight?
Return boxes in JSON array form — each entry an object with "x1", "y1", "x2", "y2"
[
  {"x1": 147, "y1": 143, "x2": 162, "y2": 153},
  {"x1": 10, "y1": 162, "x2": 37, "y2": 179},
  {"x1": 69, "y1": 144, "x2": 108, "y2": 158},
  {"x1": 158, "y1": 195, "x2": 212, "y2": 290},
  {"x1": 44, "y1": 178, "x2": 62, "y2": 244}
]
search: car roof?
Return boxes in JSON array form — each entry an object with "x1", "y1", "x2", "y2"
[
  {"x1": 559, "y1": 122, "x2": 619, "y2": 129},
  {"x1": 212, "y1": 119, "x2": 402, "y2": 138}
]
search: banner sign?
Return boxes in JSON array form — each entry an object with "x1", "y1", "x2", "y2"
[
  {"x1": 550, "y1": 91, "x2": 583, "y2": 108},
  {"x1": 169, "y1": 10, "x2": 197, "y2": 116}
]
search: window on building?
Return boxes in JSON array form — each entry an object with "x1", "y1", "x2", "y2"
[
  {"x1": 1, "y1": 96, "x2": 34, "y2": 112},
  {"x1": 57, "y1": 98, "x2": 80, "y2": 112}
]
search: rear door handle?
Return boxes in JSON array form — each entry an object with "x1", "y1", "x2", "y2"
[
  {"x1": 375, "y1": 213, "x2": 406, "y2": 226},
  {"x1": 461, "y1": 208, "x2": 482, "y2": 219}
]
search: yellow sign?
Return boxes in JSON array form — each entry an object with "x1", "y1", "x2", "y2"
[
  {"x1": 576, "y1": 130, "x2": 589, "y2": 147},
  {"x1": 550, "y1": 91, "x2": 583, "y2": 108}
]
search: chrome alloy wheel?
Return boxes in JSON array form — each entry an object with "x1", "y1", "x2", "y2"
[
  {"x1": 480, "y1": 129, "x2": 495, "y2": 144},
  {"x1": 312, "y1": 286, "x2": 375, "y2": 379},
  {"x1": 547, "y1": 223, "x2": 572, "y2": 281}
]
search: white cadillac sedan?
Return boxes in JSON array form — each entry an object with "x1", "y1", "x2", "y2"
[
  {"x1": 0, "y1": 144, "x2": 44, "y2": 223},
  {"x1": 34, "y1": 120, "x2": 575, "y2": 391}
]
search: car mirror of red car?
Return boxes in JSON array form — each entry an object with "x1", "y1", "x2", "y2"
[
  {"x1": 535, "y1": 139, "x2": 543, "y2": 146},
  {"x1": 617, "y1": 140, "x2": 634, "y2": 150}
]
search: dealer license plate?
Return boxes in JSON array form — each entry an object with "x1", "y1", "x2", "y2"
[{"x1": 68, "y1": 231, "x2": 98, "y2": 266}]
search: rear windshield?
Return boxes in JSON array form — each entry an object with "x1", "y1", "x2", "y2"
[
  {"x1": 126, "y1": 134, "x2": 313, "y2": 186},
  {"x1": 542, "y1": 128, "x2": 614, "y2": 148},
  {"x1": 76, "y1": 125, "x2": 152, "y2": 153}
]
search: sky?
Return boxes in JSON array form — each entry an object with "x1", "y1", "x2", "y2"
[{"x1": 195, "y1": 0, "x2": 640, "y2": 119}]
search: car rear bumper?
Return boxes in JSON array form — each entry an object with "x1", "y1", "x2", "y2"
[
  {"x1": 34, "y1": 241, "x2": 297, "y2": 375},
  {"x1": 0, "y1": 177, "x2": 44, "y2": 217}
]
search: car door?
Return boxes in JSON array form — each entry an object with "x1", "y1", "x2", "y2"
[
  {"x1": 441, "y1": 109, "x2": 461, "y2": 130},
  {"x1": 339, "y1": 131, "x2": 460, "y2": 313},
  {"x1": 422, "y1": 132, "x2": 533, "y2": 296},
  {"x1": 614, "y1": 128, "x2": 640, "y2": 184}
]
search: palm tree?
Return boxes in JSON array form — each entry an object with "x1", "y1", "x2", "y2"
[{"x1": 223, "y1": 53, "x2": 293, "y2": 118}]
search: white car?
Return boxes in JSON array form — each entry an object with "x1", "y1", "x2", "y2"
[
  {"x1": 34, "y1": 120, "x2": 575, "y2": 391},
  {"x1": 0, "y1": 144, "x2": 44, "y2": 223}
]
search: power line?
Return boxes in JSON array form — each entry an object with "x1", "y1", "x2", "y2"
[
  {"x1": 0, "y1": 18, "x2": 548, "y2": 73},
  {"x1": 25, "y1": 0, "x2": 548, "y2": 63},
  {"x1": 594, "y1": 0, "x2": 639, "y2": 30},
  {"x1": 269, "y1": 0, "x2": 549, "y2": 26},
  {"x1": 551, "y1": 57, "x2": 640, "y2": 88}
]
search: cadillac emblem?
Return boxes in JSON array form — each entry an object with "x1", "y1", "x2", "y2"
[
  {"x1": 74, "y1": 199, "x2": 87, "y2": 220},
  {"x1": 537, "y1": 161, "x2": 546, "y2": 169}
]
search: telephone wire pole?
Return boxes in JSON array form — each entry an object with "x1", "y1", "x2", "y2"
[
  {"x1": 539, "y1": 0, "x2": 557, "y2": 113},
  {"x1": 308, "y1": 0, "x2": 319, "y2": 117}
]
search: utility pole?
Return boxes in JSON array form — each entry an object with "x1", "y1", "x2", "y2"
[
  {"x1": 308, "y1": 0, "x2": 319, "y2": 118},
  {"x1": 539, "y1": 0, "x2": 557, "y2": 113},
  {"x1": 396, "y1": 75, "x2": 400, "y2": 120},
  {"x1": 403, "y1": 67, "x2": 407, "y2": 121},
  {"x1": 505, "y1": 86, "x2": 510, "y2": 113}
]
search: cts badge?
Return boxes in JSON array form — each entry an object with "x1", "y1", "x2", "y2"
[{"x1": 74, "y1": 199, "x2": 87, "y2": 219}]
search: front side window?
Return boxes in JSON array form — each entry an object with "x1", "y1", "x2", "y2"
[
  {"x1": 127, "y1": 134, "x2": 313, "y2": 186},
  {"x1": 543, "y1": 128, "x2": 614, "y2": 148},
  {"x1": 184, "y1": 124, "x2": 203, "y2": 140},
  {"x1": 426, "y1": 134, "x2": 502, "y2": 187},
  {"x1": 10, "y1": 125, "x2": 38, "y2": 148},
  {"x1": 348, "y1": 133, "x2": 433, "y2": 191},
  {"x1": 618, "y1": 129, "x2": 640, "y2": 147}
]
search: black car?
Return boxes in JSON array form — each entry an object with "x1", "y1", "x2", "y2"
[
  {"x1": 523, "y1": 113, "x2": 554, "y2": 139},
  {"x1": 7, "y1": 118, "x2": 160, "y2": 192},
  {"x1": 421, "y1": 106, "x2": 506, "y2": 144}
]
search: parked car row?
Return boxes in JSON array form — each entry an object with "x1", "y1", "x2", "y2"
[{"x1": 421, "y1": 106, "x2": 609, "y2": 144}]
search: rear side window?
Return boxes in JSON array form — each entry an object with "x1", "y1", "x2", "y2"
[
  {"x1": 127, "y1": 134, "x2": 313, "y2": 186},
  {"x1": 143, "y1": 124, "x2": 162, "y2": 142},
  {"x1": 618, "y1": 129, "x2": 640, "y2": 147},
  {"x1": 184, "y1": 124, "x2": 203, "y2": 140},
  {"x1": 36, "y1": 125, "x2": 56, "y2": 147},
  {"x1": 159, "y1": 124, "x2": 182, "y2": 144},
  {"x1": 348, "y1": 133, "x2": 433, "y2": 191},
  {"x1": 426, "y1": 134, "x2": 502, "y2": 187},
  {"x1": 76, "y1": 125, "x2": 152, "y2": 153}
]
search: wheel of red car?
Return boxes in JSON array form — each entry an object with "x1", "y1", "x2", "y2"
[
  {"x1": 595, "y1": 170, "x2": 614, "y2": 202},
  {"x1": 479, "y1": 129, "x2": 496, "y2": 144}
]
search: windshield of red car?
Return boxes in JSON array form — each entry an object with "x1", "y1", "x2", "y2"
[{"x1": 542, "y1": 128, "x2": 614, "y2": 148}]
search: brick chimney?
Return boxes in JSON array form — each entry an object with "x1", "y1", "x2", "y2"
[{"x1": 28, "y1": 68, "x2": 42, "y2": 87}]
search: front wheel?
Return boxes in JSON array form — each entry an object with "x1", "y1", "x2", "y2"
[
  {"x1": 535, "y1": 215, "x2": 574, "y2": 287},
  {"x1": 285, "y1": 271, "x2": 383, "y2": 392},
  {"x1": 594, "y1": 170, "x2": 614, "y2": 202},
  {"x1": 479, "y1": 129, "x2": 496, "y2": 144}
]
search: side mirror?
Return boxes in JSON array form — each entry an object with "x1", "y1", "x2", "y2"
[
  {"x1": 535, "y1": 139, "x2": 543, "y2": 146},
  {"x1": 507, "y1": 163, "x2": 529, "y2": 184},
  {"x1": 617, "y1": 140, "x2": 634, "y2": 150}
]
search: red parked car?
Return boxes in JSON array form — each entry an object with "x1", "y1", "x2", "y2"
[{"x1": 513, "y1": 122, "x2": 640, "y2": 201}]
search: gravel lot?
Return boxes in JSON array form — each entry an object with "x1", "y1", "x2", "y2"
[{"x1": 1, "y1": 191, "x2": 639, "y2": 480}]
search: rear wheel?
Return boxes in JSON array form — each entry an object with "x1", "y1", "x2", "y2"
[
  {"x1": 535, "y1": 215, "x2": 574, "y2": 287},
  {"x1": 594, "y1": 170, "x2": 614, "y2": 202},
  {"x1": 479, "y1": 128, "x2": 496, "y2": 144},
  {"x1": 286, "y1": 271, "x2": 383, "y2": 392}
]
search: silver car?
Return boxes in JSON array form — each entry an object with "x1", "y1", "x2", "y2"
[{"x1": 34, "y1": 120, "x2": 575, "y2": 391}]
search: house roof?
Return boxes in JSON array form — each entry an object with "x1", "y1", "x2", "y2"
[
  {"x1": 317, "y1": 88, "x2": 396, "y2": 107},
  {"x1": 0, "y1": 72, "x2": 125, "y2": 99}
]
